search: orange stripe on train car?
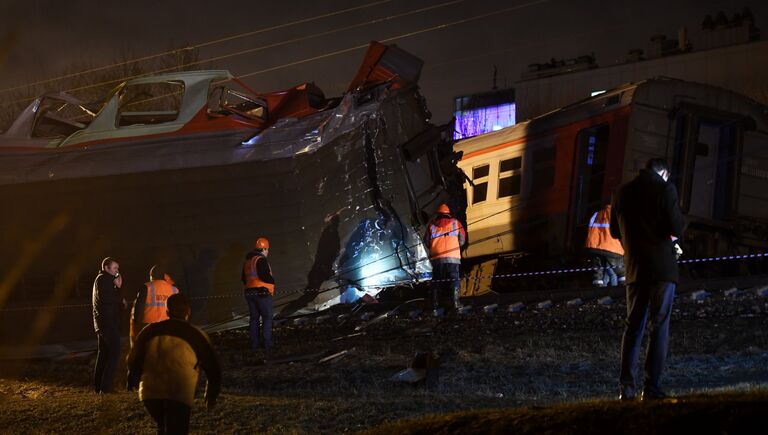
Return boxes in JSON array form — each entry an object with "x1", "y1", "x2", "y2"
[{"x1": 460, "y1": 106, "x2": 631, "y2": 161}]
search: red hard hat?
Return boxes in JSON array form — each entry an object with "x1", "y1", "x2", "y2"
[
  {"x1": 437, "y1": 203, "x2": 451, "y2": 215},
  {"x1": 255, "y1": 237, "x2": 270, "y2": 250}
]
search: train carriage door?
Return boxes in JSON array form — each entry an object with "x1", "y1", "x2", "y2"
[
  {"x1": 673, "y1": 110, "x2": 742, "y2": 221},
  {"x1": 568, "y1": 124, "x2": 610, "y2": 251},
  {"x1": 690, "y1": 122, "x2": 733, "y2": 218},
  {"x1": 738, "y1": 131, "x2": 768, "y2": 219}
]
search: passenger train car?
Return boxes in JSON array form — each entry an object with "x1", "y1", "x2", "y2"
[
  {"x1": 0, "y1": 42, "x2": 455, "y2": 345},
  {"x1": 455, "y1": 78, "x2": 768, "y2": 286}
]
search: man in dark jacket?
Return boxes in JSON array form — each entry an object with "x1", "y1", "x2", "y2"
[
  {"x1": 610, "y1": 158, "x2": 685, "y2": 401},
  {"x1": 92, "y1": 257, "x2": 124, "y2": 393},
  {"x1": 127, "y1": 293, "x2": 221, "y2": 435}
]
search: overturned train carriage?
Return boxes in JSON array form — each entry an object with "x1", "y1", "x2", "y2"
[
  {"x1": 0, "y1": 42, "x2": 455, "y2": 344},
  {"x1": 456, "y1": 78, "x2": 768, "y2": 289}
]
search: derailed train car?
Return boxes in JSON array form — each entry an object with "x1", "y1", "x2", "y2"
[
  {"x1": 456, "y1": 78, "x2": 768, "y2": 288},
  {"x1": 0, "y1": 42, "x2": 456, "y2": 343}
]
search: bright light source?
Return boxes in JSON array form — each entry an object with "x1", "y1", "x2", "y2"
[
  {"x1": 241, "y1": 134, "x2": 260, "y2": 146},
  {"x1": 591, "y1": 90, "x2": 607, "y2": 97}
]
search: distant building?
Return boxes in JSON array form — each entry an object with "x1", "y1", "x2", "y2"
[
  {"x1": 453, "y1": 87, "x2": 516, "y2": 140},
  {"x1": 515, "y1": 8, "x2": 767, "y2": 121}
]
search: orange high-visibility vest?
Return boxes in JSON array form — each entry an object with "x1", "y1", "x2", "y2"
[
  {"x1": 141, "y1": 279, "x2": 179, "y2": 324},
  {"x1": 585, "y1": 205, "x2": 624, "y2": 256},
  {"x1": 428, "y1": 219, "x2": 462, "y2": 260},
  {"x1": 243, "y1": 255, "x2": 275, "y2": 295}
]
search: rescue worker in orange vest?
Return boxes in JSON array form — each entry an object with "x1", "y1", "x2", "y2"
[
  {"x1": 130, "y1": 265, "x2": 179, "y2": 346},
  {"x1": 423, "y1": 203, "x2": 466, "y2": 312},
  {"x1": 242, "y1": 237, "x2": 275, "y2": 350},
  {"x1": 585, "y1": 203, "x2": 625, "y2": 286}
]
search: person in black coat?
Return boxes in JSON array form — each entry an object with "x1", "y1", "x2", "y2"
[
  {"x1": 610, "y1": 158, "x2": 685, "y2": 401},
  {"x1": 92, "y1": 257, "x2": 125, "y2": 393}
]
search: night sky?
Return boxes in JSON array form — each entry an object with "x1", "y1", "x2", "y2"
[{"x1": 1, "y1": 0, "x2": 767, "y2": 124}]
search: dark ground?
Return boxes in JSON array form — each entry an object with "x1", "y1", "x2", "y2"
[
  {"x1": 366, "y1": 391, "x2": 768, "y2": 434},
  {"x1": 1, "y1": 285, "x2": 767, "y2": 433}
]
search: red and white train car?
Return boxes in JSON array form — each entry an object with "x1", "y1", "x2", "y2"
[{"x1": 455, "y1": 78, "x2": 768, "y2": 279}]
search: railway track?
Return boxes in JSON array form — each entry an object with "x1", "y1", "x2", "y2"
[{"x1": 465, "y1": 273, "x2": 768, "y2": 309}]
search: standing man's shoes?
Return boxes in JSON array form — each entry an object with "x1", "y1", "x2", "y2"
[
  {"x1": 618, "y1": 386, "x2": 637, "y2": 401},
  {"x1": 641, "y1": 387, "x2": 668, "y2": 401}
]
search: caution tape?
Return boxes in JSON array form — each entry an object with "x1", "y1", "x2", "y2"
[
  {"x1": 0, "y1": 251, "x2": 764, "y2": 313},
  {"x1": 0, "y1": 303, "x2": 93, "y2": 312},
  {"x1": 455, "y1": 252, "x2": 767, "y2": 281},
  {"x1": 678, "y1": 252, "x2": 766, "y2": 264}
]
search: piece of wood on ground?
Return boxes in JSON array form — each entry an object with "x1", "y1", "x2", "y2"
[{"x1": 317, "y1": 349, "x2": 350, "y2": 364}]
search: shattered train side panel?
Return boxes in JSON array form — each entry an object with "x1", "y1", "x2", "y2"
[
  {"x1": 0, "y1": 87, "x2": 443, "y2": 344},
  {"x1": 271, "y1": 89, "x2": 436, "y2": 316}
]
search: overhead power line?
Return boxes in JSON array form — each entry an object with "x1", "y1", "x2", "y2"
[
  {"x1": 0, "y1": 0, "x2": 393, "y2": 95},
  {"x1": 237, "y1": 0, "x2": 550, "y2": 79},
  {"x1": 4, "y1": 0, "x2": 550, "y2": 108},
  {"x1": 425, "y1": 22, "x2": 630, "y2": 70},
  {"x1": 3, "y1": 0, "x2": 466, "y2": 107}
]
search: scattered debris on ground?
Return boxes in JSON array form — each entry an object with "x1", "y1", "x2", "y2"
[{"x1": 1, "y1": 286, "x2": 767, "y2": 433}]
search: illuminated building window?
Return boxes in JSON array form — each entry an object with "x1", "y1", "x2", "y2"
[{"x1": 454, "y1": 103, "x2": 516, "y2": 140}]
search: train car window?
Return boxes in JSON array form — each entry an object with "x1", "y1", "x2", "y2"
[
  {"x1": 117, "y1": 81, "x2": 184, "y2": 127},
  {"x1": 500, "y1": 156, "x2": 522, "y2": 173},
  {"x1": 209, "y1": 86, "x2": 267, "y2": 121},
  {"x1": 473, "y1": 183, "x2": 488, "y2": 204},
  {"x1": 472, "y1": 163, "x2": 489, "y2": 204},
  {"x1": 498, "y1": 157, "x2": 522, "y2": 198},
  {"x1": 473, "y1": 165, "x2": 489, "y2": 179},
  {"x1": 531, "y1": 147, "x2": 556, "y2": 192},
  {"x1": 31, "y1": 96, "x2": 95, "y2": 139}
]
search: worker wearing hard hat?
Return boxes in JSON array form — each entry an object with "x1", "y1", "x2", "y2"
[
  {"x1": 130, "y1": 265, "x2": 180, "y2": 346},
  {"x1": 242, "y1": 237, "x2": 275, "y2": 350},
  {"x1": 423, "y1": 203, "x2": 466, "y2": 312},
  {"x1": 584, "y1": 204, "x2": 625, "y2": 287}
]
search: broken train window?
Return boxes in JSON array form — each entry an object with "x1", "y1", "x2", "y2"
[
  {"x1": 208, "y1": 84, "x2": 267, "y2": 121},
  {"x1": 32, "y1": 96, "x2": 95, "y2": 138},
  {"x1": 117, "y1": 81, "x2": 184, "y2": 127}
]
